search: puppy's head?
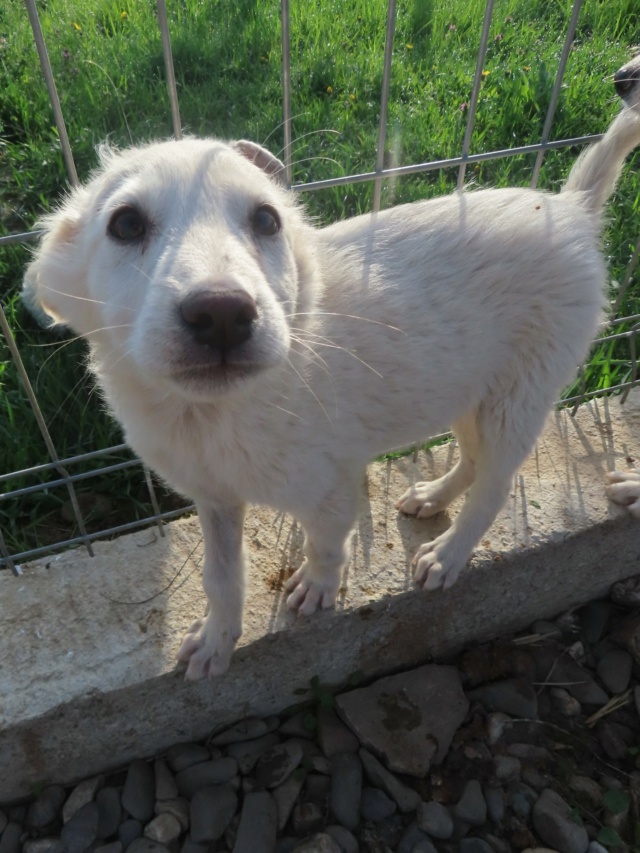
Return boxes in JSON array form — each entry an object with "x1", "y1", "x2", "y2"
[{"x1": 24, "y1": 137, "x2": 320, "y2": 401}]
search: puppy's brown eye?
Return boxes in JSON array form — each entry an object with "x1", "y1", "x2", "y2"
[
  {"x1": 253, "y1": 204, "x2": 281, "y2": 237},
  {"x1": 108, "y1": 206, "x2": 147, "y2": 243}
]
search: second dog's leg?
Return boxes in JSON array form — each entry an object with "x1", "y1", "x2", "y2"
[
  {"x1": 397, "y1": 411, "x2": 480, "y2": 517},
  {"x1": 285, "y1": 481, "x2": 360, "y2": 615},
  {"x1": 177, "y1": 501, "x2": 246, "y2": 679}
]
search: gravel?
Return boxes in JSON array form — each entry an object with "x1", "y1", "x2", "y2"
[{"x1": 8, "y1": 577, "x2": 640, "y2": 852}]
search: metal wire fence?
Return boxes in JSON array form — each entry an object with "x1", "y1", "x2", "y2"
[{"x1": 1, "y1": 0, "x2": 639, "y2": 573}]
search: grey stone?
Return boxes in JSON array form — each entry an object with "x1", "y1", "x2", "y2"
[
  {"x1": 532, "y1": 789, "x2": 589, "y2": 853},
  {"x1": 291, "y1": 835, "x2": 341, "y2": 853},
  {"x1": 96, "y1": 787, "x2": 122, "y2": 840},
  {"x1": 330, "y1": 752, "x2": 362, "y2": 831},
  {"x1": 416, "y1": 800, "x2": 453, "y2": 839},
  {"x1": 165, "y1": 744, "x2": 210, "y2": 774},
  {"x1": 597, "y1": 650, "x2": 633, "y2": 694},
  {"x1": 291, "y1": 802, "x2": 323, "y2": 836},
  {"x1": 27, "y1": 785, "x2": 66, "y2": 830},
  {"x1": 190, "y1": 785, "x2": 237, "y2": 843},
  {"x1": 122, "y1": 760, "x2": 155, "y2": 822},
  {"x1": 468, "y1": 677, "x2": 538, "y2": 719},
  {"x1": 336, "y1": 665, "x2": 468, "y2": 776},
  {"x1": 153, "y1": 760, "x2": 178, "y2": 801},
  {"x1": 0, "y1": 823, "x2": 21, "y2": 853},
  {"x1": 324, "y1": 825, "x2": 359, "y2": 853},
  {"x1": 179, "y1": 839, "x2": 207, "y2": 853},
  {"x1": 483, "y1": 786, "x2": 505, "y2": 824},
  {"x1": 309, "y1": 755, "x2": 331, "y2": 774},
  {"x1": 127, "y1": 841, "x2": 170, "y2": 853},
  {"x1": 531, "y1": 619, "x2": 562, "y2": 640},
  {"x1": 486, "y1": 712, "x2": 514, "y2": 746},
  {"x1": 510, "y1": 785, "x2": 538, "y2": 820},
  {"x1": 411, "y1": 843, "x2": 438, "y2": 853},
  {"x1": 587, "y1": 843, "x2": 609, "y2": 853},
  {"x1": 276, "y1": 840, "x2": 299, "y2": 853},
  {"x1": 396, "y1": 821, "x2": 432, "y2": 853},
  {"x1": 550, "y1": 687, "x2": 582, "y2": 717},
  {"x1": 95, "y1": 844, "x2": 122, "y2": 853},
  {"x1": 360, "y1": 787, "x2": 396, "y2": 822},
  {"x1": 569, "y1": 776, "x2": 603, "y2": 807},
  {"x1": 144, "y1": 814, "x2": 181, "y2": 845},
  {"x1": 63, "y1": 776, "x2": 104, "y2": 823},
  {"x1": 154, "y1": 799, "x2": 189, "y2": 831},
  {"x1": 507, "y1": 744, "x2": 551, "y2": 763},
  {"x1": 254, "y1": 741, "x2": 304, "y2": 788},
  {"x1": 493, "y1": 755, "x2": 521, "y2": 782},
  {"x1": 316, "y1": 709, "x2": 359, "y2": 758},
  {"x1": 211, "y1": 718, "x2": 269, "y2": 746},
  {"x1": 225, "y1": 733, "x2": 279, "y2": 774},
  {"x1": 117, "y1": 819, "x2": 142, "y2": 848},
  {"x1": 358, "y1": 748, "x2": 420, "y2": 813},
  {"x1": 454, "y1": 780, "x2": 487, "y2": 827},
  {"x1": 233, "y1": 792, "x2": 277, "y2": 853},
  {"x1": 611, "y1": 576, "x2": 640, "y2": 608},
  {"x1": 60, "y1": 802, "x2": 99, "y2": 853},
  {"x1": 175, "y1": 757, "x2": 238, "y2": 797},
  {"x1": 532, "y1": 651, "x2": 609, "y2": 706},
  {"x1": 22, "y1": 841, "x2": 66, "y2": 853},
  {"x1": 0, "y1": 812, "x2": 6, "y2": 835},
  {"x1": 598, "y1": 720, "x2": 635, "y2": 760},
  {"x1": 460, "y1": 840, "x2": 494, "y2": 853},
  {"x1": 273, "y1": 774, "x2": 305, "y2": 831},
  {"x1": 580, "y1": 601, "x2": 612, "y2": 643}
]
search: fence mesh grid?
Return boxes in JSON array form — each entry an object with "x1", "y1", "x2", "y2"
[{"x1": 1, "y1": 0, "x2": 639, "y2": 571}]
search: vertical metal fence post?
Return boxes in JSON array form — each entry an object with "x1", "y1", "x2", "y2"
[
  {"x1": 457, "y1": 0, "x2": 495, "y2": 189},
  {"x1": 373, "y1": 0, "x2": 397, "y2": 213},
  {"x1": 24, "y1": 0, "x2": 78, "y2": 187},
  {"x1": 281, "y1": 0, "x2": 293, "y2": 188},
  {"x1": 156, "y1": 0, "x2": 183, "y2": 139},
  {"x1": 530, "y1": 0, "x2": 583, "y2": 188}
]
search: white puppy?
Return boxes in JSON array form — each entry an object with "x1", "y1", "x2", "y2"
[{"x1": 25, "y1": 59, "x2": 640, "y2": 679}]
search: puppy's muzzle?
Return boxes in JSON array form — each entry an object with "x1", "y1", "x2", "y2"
[
  {"x1": 180, "y1": 289, "x2": 258, "y2": 354},
  {"x1": 614, "y1": 56, "x2": 640, "y2": 103}
]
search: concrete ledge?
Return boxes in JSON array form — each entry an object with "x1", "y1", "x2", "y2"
[{"x1": 3, "y1": 392, "x2": 640, "y2": 801}]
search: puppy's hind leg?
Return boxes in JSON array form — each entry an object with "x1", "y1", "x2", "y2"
[
  {"x1": 413, "y1": 392, "x2": 551, "y2": 591},
  {"x1": 397, "y1": 410, "x2": 480, "y2": 518}
]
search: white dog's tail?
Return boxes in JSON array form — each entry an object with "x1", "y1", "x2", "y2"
[{"x1": 562, "y1": 56, "x2": 640, "y2": 212}]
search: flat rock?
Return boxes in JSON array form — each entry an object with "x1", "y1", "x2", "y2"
[
  {"x1": 416, "y1": 800, "x2": 453, "y2": 839},
  {"x1": 233, "y1": 792, "x2": 277, "y2": 853},
  {"x1": 154, "y1": 760, "x2": 178, "y2": 800},
  {"x1": 165, "y1": 744, "x2": 210, "y2": 774},
  {"x1": 96, "y1": 787, "x2": 122, "y2": 839},
  {"x1": 454, "y1": 779, "x2": 487, "y2": 826},
  {"x1": 190, "y1": 786, "x2": 238, "y2": 843},
  {"x1": 291, "y1": 834, "x2": 341, "y2": 853},
  {"x1": 273, "y1": 775, "x2": 305, "y2": 831},
  {"x1": 154, "y1": 798, "x2": 189, "y2": 831},
  {"x1": 291, "y1": 802, "x2": 323, "y2": 836},
  {"x1": 360, "y1": 787, "x2": 396, "y2": 822},
  {"x1": 597, "y1": 650, "x2": 633, "y2": 694},
  {"x1": 122, "y1": 761, "x2": 155, "y2": 822},
  {"x1": 532, "y1": 789, "x2": 589, "y2": 853},
  {"x1": 144, "y1": 814, "x2": 182, "y2": 845},
  {"x1": 118, "y1": 819, "x2": 142, "y2": 848},
  {"x1": 336, "y1": 665, "x2": 468, "y2": 777},
  {"x1": 358, "y1": 748, "x2": 420, "y2": 813},
  {"x1": 324, "y1": 825, "x2": 358, "y2": 853},
  {"x1": 226, "y1": 733, "x2": 279, "y2": 775}
]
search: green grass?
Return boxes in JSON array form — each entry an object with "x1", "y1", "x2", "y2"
[{"x1": 1, "y1": 0, "x2": 639, "y2": 557}]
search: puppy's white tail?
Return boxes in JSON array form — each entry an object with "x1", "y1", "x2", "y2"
[{"x1": 562, "y1": 56, "x2": 640, "y2": 213}]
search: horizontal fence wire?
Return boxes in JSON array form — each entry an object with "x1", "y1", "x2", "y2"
[{"x1": 1, "y1": 0, "x2": 639, "y2": 570}]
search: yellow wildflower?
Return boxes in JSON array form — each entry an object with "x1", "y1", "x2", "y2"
[
  {"x1": 73, "y1": 21, "x2": 81, "y2": 31},
  {"x1": 327, "y1": 85, "x2": 333, "y2": 93},
  {"x1": 481, "y1": 70, "x2": 490, "y2": 77}
]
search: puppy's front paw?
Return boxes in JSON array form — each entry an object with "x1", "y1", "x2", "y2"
[
  {"x1": 605, "y1": 469, "x2": 640, "y2": 518},
  {"x1": 285, "y1": 561, "x2": 339, "y2": 615},
  {"x1": 176, "y1": 615, "x2": 240, "y2": 680},
  {"x1": 413, "y1": 533, "x2": 469, "y2": 591},
  {"x1": 397, "y1": 481, "x2": 449, "y2": 518}
]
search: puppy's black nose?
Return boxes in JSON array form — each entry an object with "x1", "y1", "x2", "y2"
[
  {"x1": 180, "y1": 290, "x2": 258, "y2": 352},
  {"x1": 614, "y1": 60, "x2": 640, "y2": 100}
]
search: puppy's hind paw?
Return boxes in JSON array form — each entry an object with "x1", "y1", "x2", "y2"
[
  {"x1": 176, "y1": 616, "x2": 240, "y2": 680},
  {"x1": 605, "y1": 468, "x2": 640, "y2": 518},
  {"x1": 284, "y1": 562, "x2": 339, "y2": 616},
  {"x1": 396, "y1": 482, "x2": 449, "y2": 518}
]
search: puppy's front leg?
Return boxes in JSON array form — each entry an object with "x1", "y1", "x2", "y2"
[{"x1": 177, "y1": 501, "x2": 246, "y2": 680}]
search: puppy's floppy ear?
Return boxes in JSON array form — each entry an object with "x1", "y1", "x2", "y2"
[
  {"x1": 233, "y1": 140, "x2": 287, "y2": 186},
  {"x1": 22, "y1": 198, "x2": 88, "y2": 329}
]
